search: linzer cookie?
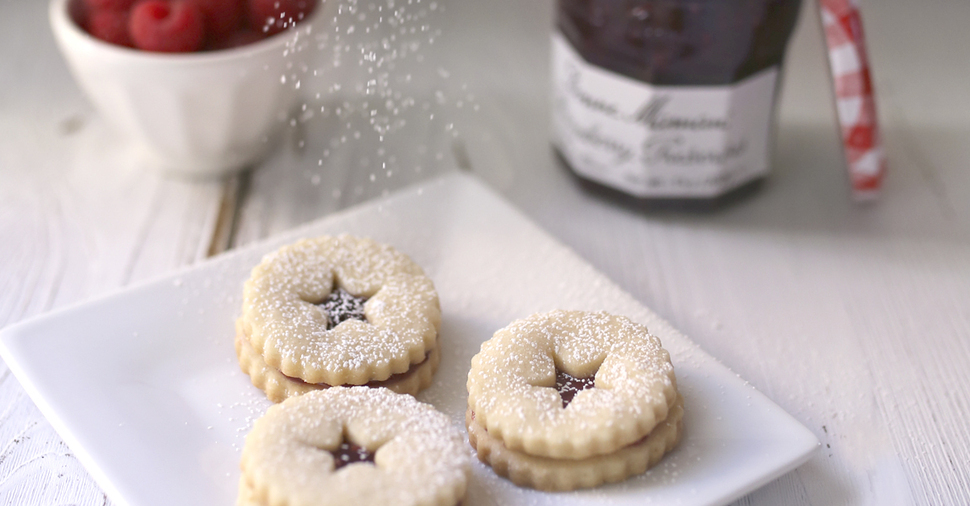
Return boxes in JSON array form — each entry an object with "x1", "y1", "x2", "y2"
[
  {"x1": 235, "y1": 320, "x2": 441, "y2": 402},
  {"x1": 239, "y1": 387, "x2": 470, "y2": 506},
  {"x1": 238, "y1": 235, "x2": 441, "y2": 401},
  {"x1": 465, "y1": 310, "x2": 682, "y2": 491},
  {"x1": 465, "y1": 396, "x2": 683, "y2": 491}
]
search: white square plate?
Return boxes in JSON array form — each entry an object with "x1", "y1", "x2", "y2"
[{"x1": 0, "y1": 173, "x2": 817, "y2": 506}]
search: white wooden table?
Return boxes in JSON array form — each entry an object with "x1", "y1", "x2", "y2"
[{"x1": 2, "y1": 0, "x2": 969, "y2": 504}]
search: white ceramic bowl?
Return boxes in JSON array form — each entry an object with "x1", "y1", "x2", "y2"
[{"x1": 50, "y1": 0, "x2": 325, "y2": 178}]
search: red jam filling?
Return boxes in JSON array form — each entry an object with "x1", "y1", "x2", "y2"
[
  {"x1": 331, "y1": 439, "x2": 375, "y2": 470},
  {"x1": 319, "y1": 287, "x2": 368, "y2": 330},
  {"x1": 555, "y1": 369, "x2": 596, "y2": 408}
]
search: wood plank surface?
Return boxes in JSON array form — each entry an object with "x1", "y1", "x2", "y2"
[{"x1": 0, "y1": 2, "x2": 222, "y2": 504}]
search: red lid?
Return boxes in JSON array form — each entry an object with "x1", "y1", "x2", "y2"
[{"x1": 820, "y1": 0, "x2": 887, "y2": 200}]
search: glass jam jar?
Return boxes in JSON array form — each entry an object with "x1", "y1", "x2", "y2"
[{"x1": 551, "y1": 0, "x2": 802, "y2": 208}]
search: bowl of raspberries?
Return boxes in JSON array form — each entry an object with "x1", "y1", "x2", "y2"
[{"x1": 51, "y1": 0, "x2": 325, "y2": 177}]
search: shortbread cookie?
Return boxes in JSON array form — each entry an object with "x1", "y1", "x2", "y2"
[
  {"x1": 466, "y1": 396, "x2": 684, "y2": 491},
  {"x1": 241, "y1": 235, "x2": 441, "y2": 387},
  {"x1": 466, "y1": 310, "x2": 678, "y2": 459},
  {"x1": 237, "y1": 477, "x2": 260, "y2": 506},
  {"x1": 239, "y1": 387, "x2": 469, "y2": 506},
  {"x1": 235, "y1": 321, "x2": 441, "y2": 402}
]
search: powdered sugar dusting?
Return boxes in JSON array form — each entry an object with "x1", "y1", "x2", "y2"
[
  {"x1": 241, "y1": 235, "x2": 441, "y2": 385},
  {"x1": 241, "y1": 387, "x2": 469, "y2": 506},
  {"x1": 465, "y1": 397, "x2": 685, "y2": 491},
  {"x1": 467, "y1": 310, "x2": 678, "y2": 460}
]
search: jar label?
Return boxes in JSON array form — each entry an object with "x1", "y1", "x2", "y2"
[{"x1": 551, "y1": 32, "x2": 780, "y2": 198}]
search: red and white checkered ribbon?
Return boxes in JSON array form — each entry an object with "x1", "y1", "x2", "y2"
[{"x1": 820, "y1": 0, "x2": 886, "y2": 200}]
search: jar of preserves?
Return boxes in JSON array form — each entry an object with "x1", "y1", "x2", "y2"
[{"x1": 551, "y1": 0, "x2": 802, "y2": 208}]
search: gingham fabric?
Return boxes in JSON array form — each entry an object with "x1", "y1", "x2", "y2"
[{"x1": 820, "y1": 0, "x2": 886, "y2": 199}]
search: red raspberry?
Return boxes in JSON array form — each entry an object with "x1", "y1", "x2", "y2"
[
  {"x1": 129, "y1": 0, "x2": 205, "y2": 52},
  {"x1": 207, "y1": 28, "x2": 264, "y2": 50},
  {"x1": 247, "y1": 0, "x2": 316, "y2": 36},
  {"x1": 83, "y1": 0, "x2": 137, "y2": 10},
  {"x1": 87, "y1": 9, "x2": 134, "y2": 47},
  {"x1": 188, "y1": 0, "x2": 243, "y2": 40},
  {"x1": 69, "y1": 0, "x2": 90, "y2": 28}
]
